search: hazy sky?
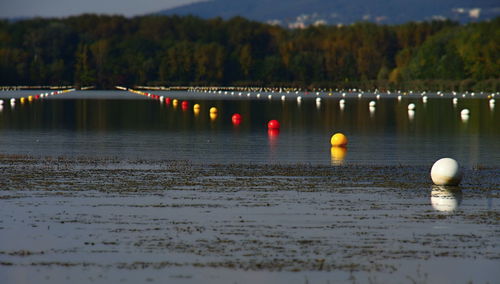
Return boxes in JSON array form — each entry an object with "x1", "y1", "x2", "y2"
[{"x1": 0, "y1": 0, "x2": 206, "y2": 18}]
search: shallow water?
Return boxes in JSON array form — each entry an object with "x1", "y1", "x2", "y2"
[{"x1": 0, "y1": 90, "x2": 499, "y2": 283}]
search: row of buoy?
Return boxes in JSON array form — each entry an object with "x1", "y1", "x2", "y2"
[
  {"x1": 128, "y1": 87, "x2": 467, "y2": 188},
  {"x1": 0, "y1": 88, "x2": 76, "y2": 111}
]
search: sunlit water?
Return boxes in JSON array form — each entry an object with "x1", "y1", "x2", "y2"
[
  {"x1": 0, "y1": 90, "x2": 498, "y2": 284},
  {"x1": 0, "y1": 90, "x2": 498, "y2": 166}
]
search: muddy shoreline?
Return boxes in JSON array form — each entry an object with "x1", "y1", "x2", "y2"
[{"x1": 0, "y1": 155, "x2": 499, "y2": 283}]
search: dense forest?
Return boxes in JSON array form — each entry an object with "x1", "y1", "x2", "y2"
[{"x1": 0, "y1": 15, "x2": 498, "y2": 91}]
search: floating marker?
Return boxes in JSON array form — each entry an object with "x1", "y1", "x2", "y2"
[
  {"x1": 408, "y1": 103, "x2": 416, "y2": 110},
  {"x1": 267, "y1": 119, "x2": 280, "y2": 130},
  {"x1": 268, "y1": 95, "x2": 272, "y2": 100},
  {"x1": 193, "y1": 103, "x2": 201, "y2": 111},
  {"x1": 0, "y1": 99, "x2": 3, "y2": 105},
  {"x1": 452, "y1": 98, "x2": 458, "y2": 105},
  {"x1": 376, "y1": 94, "x2": 380, "y2": 100},
  {"x1": 297, "y1": 96, "x2": 302, "y2": 102},
  {"x1": 181, "y1": 100, "x2": 189, "y2": 111},
  {"x1": 172, "y1": 99, "x2": 178, "y2": 107},
  {"x1": 369, "y1": 101, "x2": 376, "y2": 107},
  {"x1": 430, "y1": 158, "x2": 462, "y2": 186},
  {"x1": 460, "y1": 109, "x2": 470, "y2": 116},
  {"x1": 422, "y1": 96, "x2": 428, "y2": 103},
  {"x1": 165, "y1": 98, "x2": 171, "y2": 105},
  {"x1": 232, "y1": 113, "x2": 242, "y2": 125},
  {"x1": 281, "y1": 95, "x2": 286, "y2": 101},
  {"x1": 316, "y1": 97, "x2": 321, "y2": 103},
  {"x1": 210, "y1": 107, "x2": 218, "y2": 114},
  {"x1": 398, "y1": 95, "x2": 402, "y2": 101},
  {"x1": 330, "y1": 133, "x2": 348, "y2": 147}
]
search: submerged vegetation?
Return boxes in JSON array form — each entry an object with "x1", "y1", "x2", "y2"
[{"x1": 0, "y1": 15, "x2": 498, "y2": 90}]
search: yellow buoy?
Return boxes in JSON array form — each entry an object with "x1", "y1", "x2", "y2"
[
  {"x1": 330, "y1": 133, "x2": 348, "y2": 147},
  {"x1": 193, "y1": 104, "x2": 200, "y2": 111},
  {"x1": 210, "y1": 107, "x2": 218, "y2": 114},
  {"x1": 172, "y1": 99, "x2": 178, "y2": 107},
  {"x1": 210, "y1": 112, "x2": 218, "y2": 121},
  {"x1": 193, "y1": 108, "x2": 200, "y2": 116},
  {"x1": 28, "y1": 96, "x2": 33, "y2": 102},
  {"x1": 20, "y1": 97, "x2": 26, "y2": 104}
]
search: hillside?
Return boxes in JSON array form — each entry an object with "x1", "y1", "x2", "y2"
[{"x1": 159, "y1": 0, "x2": 499, "y2": 27}]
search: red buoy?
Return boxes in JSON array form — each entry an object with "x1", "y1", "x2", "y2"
[
  {"x1": 267, "y1": 119, "x2": 280, "y2": 130},
  {"x1": 232, "y1": 113, "x2": 242, "y2": 125},
  {"x1": 165, "y1": 98, "x2": 171, "y2": 105},
  {"x1": 181, "y1": 100, "x2": 189, "y2": 111}
]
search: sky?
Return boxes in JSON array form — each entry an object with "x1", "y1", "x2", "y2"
[{"x1": 0, "y1": 0, "x2": 206, "y2": 18}]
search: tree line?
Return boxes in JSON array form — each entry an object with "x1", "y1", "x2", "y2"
[{"x1": 0, "y1": 15, "x2": 498, "y2": 91}]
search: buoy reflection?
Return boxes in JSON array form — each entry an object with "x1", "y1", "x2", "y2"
[
  {"x1": 209, "y1": 112, "x2": 218, "y2": 121},
  {"x1": 408, "y1": 110, "x2": 415, "y2": 121},
  {"x1": 430, "y1": 185, "x2": 462, "y2": 212},
  {"x1": 330, "y1": 146, "x2": 347, "y2": 165}
]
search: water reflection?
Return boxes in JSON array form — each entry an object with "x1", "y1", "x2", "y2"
[
  {"x1": 0, "y1": 91, "x2": 498, "y2": 165},
  {"x1": 461, "y1": 114, "x2": 469, "y2": 122},
  {"x1": 210, "y1": 112, "x2": 218, "y2": 121},
  {"x1": 408, "y1": 110, "x2": 415, "y2": 121},
  {"x1": 330, "y1": 146, "x2": 347, "y2": 165},
  {"x1": 430, "y1": 185, "x2": 463, "y2": 212}
]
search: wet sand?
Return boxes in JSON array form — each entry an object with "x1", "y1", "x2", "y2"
[{"x1": 0, "y1": 155, "x2": 499, "y2": 283}]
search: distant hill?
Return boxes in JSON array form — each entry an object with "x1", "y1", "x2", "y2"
[{"x1": 159, "y1": 0, "x2": 499, "y2": 27}]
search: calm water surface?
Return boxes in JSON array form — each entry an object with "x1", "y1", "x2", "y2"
[
  {"x1": 0, "y1": 90, "x2": 498, "y2": 166},
  {"x1": 0, "y1": 90, "x2": 498, "y2": 284}
]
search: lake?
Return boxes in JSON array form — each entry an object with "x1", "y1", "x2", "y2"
[
  {"x1": 0, "y1": 90, "x2": 498, "y2": 166},
  {"x1": 0, "y1": 89, "x2": 498, "y2": 284}
]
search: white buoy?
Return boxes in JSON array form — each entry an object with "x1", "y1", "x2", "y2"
[
  {"x1": 461, "y1": 109, "x2": 470, "y2": 116},
  {"x1": 398, "y1": 95, "x2": 402, "y2": 101},
  {"x1": 256, "y1": 93, "x2": 261, "y2": 98},
  {"x1": 408, "y1": 103, "x2": 416, "y2": 110},
  {"x1": 358, "y1": 93, "x2": 362, "y2": 98},
  {"x1": 342, "y1": 93, "x2": 346, "y2": 98},
  {"x1": 268, "y1": 94, "x2": 272, "y2": 100},
  {"x1": 0, "y1": 99, "x2": 3, "y2": 105},
  {"x1": 376, "y1": 94, "x2": 380, "y2": 100},
  {"x1": 316, "y1": 97, "x2": 321, "y2": 103},
  {"x1": 339, "y1": 99, "x2": 345, "y2": 105},
  {"x1": 281, "y1": 95, "x2": 285, "y2": 101},
  {"x1": 422, "y1": 96, "x2": 428, "y2": 103},
  {"x1": 452, "y1": 98, "x2": 458, "y2": 105},
  {"x1": 297, "y1": 96, "x2": 302, "y2": 102},
  {"x1": 247, "y1": 93, "x2": 251, "y2": 97},
  {"x1": 431, "y1": 158, "x2": 462, "y2": 186},
  {"x1": 10, "y1": 98, "x2": 15, "y2": 103},
  {"x1": 369, "y1": 101, "x2": 376, "y2": 107}
]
